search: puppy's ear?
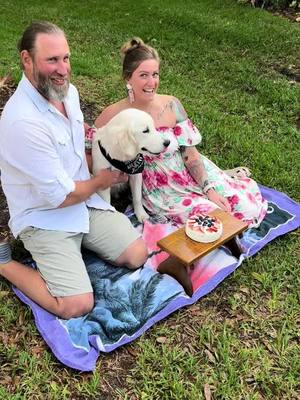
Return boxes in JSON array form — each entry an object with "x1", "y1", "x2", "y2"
[
  {"x1": 115, "y1": 128, "x2": 139, "y2": 160},
  {"x1": 102, "y1": 126, "x2": 139, "y2": 161}
]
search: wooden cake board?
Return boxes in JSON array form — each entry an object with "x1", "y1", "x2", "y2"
[{"x1": 157, "y1": 209, "x2": 248, "y2": 296}]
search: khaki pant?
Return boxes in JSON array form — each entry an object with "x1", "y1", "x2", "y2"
[{"x1": 19, "y1": 208, "x2": 140, "y2": 297}]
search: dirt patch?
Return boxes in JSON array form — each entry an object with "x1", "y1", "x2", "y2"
[
  {"x1": 0, "y1": 185, "x2": 10, "y2": 241},
  {"x1": 249, "y1": 1, "x2": 300, "y2": 22},
  {"x1": 274, "y1": 64, "x2": 300, "y2": 82},
  {"x1": 80, "y1": 100, "x2": 99, "y2": 125},
  {"x1": 271, "y1": 7, "x2": 300, "y2": 23},
  {"x1": 0, "y1": 83, "x2": 15, "y2": 241}
]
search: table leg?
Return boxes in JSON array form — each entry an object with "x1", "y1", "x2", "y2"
[
  {"x1": 224, "y1": 236, "x2": 243, "y2": 258},
  {"x1": 157, "y1": 256, "x2": 193, "y2": 296}
]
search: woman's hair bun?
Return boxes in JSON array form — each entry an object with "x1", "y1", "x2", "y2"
[
  {"x1": 121, "y1": 37, "x2": 145, "y2": 58},
  {"x1": 120, "y1": 37, "x2": 159, "y2": 79}
]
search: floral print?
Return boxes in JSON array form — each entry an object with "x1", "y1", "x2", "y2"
[
  {"x1": 84, "y1": 126, "x2": 95, "y2": 150},
  {"x1": 142, "y1": 119, "x2": 268, "y2": 227}
]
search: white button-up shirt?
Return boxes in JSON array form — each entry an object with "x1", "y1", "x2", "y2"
[{"x1": 0, "y1": 75, "x2": 113, "y2": 237}]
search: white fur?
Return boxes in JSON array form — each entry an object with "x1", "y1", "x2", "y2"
[{"x1": 92, "y1": 109, "x2": 169, "y2": 222}]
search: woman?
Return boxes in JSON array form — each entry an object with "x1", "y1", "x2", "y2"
[{"x1": 94, "y1": 38, "x2": 268, "y2": 228}]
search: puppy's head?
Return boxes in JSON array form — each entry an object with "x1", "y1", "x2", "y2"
[
  {"x1": 123, "y1": 109, "x2": 170, "y2": 156},
  {"x1": 94, "y1": 115, "x2": 139, "y2": 162},
  {"x1": 95, "y1": 108, "x2": 169, "y2": 162}
]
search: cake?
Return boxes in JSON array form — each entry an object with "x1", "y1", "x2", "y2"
[{"x1": 185, "y1": 213, "x2": 223, "y2": 243}]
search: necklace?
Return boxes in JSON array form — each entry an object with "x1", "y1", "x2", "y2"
[
  {"x1": 131, "y1": 99, "x2": 172, "y2": 122},
  {"x1": 155, "y1": 100, "x2": 172, "y2": 121}
]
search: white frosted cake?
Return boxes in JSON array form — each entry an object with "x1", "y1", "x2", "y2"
[{"x1": 185, "y1": 213, "x2": 223, "y2": 243}]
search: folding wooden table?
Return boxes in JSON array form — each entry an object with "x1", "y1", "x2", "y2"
[{"x1": 157, "y1": 209, "x2": 248, "y2": 296}]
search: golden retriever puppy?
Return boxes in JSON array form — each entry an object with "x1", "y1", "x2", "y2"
[{"x1": 92, "y1": 109, "x2": 170, "y2": 222}]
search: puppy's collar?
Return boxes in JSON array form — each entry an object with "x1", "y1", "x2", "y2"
[{"x1": 98, "y1": 141, "x2": 144, "y2": 174}]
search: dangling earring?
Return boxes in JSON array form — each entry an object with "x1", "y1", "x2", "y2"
[{"x1": 126, "y1": 83, "x2": 135, "y2": 104}]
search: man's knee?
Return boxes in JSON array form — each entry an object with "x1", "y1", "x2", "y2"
[
  {"x1": 116, "y1": 238, "x2": 148, "y2": 270},
  {"x1": 57, "y1": 292, "x2": 94, "y2": 319}
]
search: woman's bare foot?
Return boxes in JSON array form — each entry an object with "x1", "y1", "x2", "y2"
[{"x1": 224, "y1": 167, "x2": 251, "y2": 180}]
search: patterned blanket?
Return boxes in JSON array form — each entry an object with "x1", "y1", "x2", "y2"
[{"x1": 13, "y1": 186, "x2": 300, "y2": 371}]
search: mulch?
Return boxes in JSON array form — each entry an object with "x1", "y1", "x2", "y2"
[{"x1": 0, "y1": 82, "x2": 15, "y2": 242}]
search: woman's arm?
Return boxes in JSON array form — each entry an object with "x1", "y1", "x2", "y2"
[
  {"x1": 181, "y1": 146, "x2": 230, "y2": 211},
  {"x1": 170, "y1": 97, "x2": 230, "y2": 212},
  {"x1": 170, "y1": 97, "x2": 188, "y2": 123},
  {"x1": 180, "y1": 146, "x2": 209, "y2": 188}
]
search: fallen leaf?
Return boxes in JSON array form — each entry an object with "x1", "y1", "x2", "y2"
[
  {"x1": 251, "y1": 272, "x2": 265, "y2": 283},
  {"x1": 204, "y1": 349, "x2": 216, "y2": 363},
  {"x1": 0, "y1": 75, "x2": 12, "y2": 88},
  {"x1": 204, "y1": 383, "x2": 212, "y2": 400},
  {"x1": 0, "y1": 290, "x2": 10, "y2": 299},
  {"x1": 245, "y1": 376, "x2": 256, "y2": 384},
  {"x1": 239, "y1": 287, "x2": 250, "y2": 294},
  {"x1": 0, "y1": 375, "x2": 12, "y2": 385},
  {"x1": 31, "y1": 345, "x2": 45, "y2": 356},
  {"x1": 127, "y1": 347, "x2": 139, "y2": 357},
  {"x1": 156, "y1": 336, "x2": 168, "y2": 344},
  {"x1": 18, "y1": 312, "x2": 25, "y2": 325}
]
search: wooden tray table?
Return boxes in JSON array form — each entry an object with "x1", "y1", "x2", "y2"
[{"x1": 157, "y1": 209, "x2": 248, "y2": 296}]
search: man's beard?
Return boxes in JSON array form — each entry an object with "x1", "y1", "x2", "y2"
[{"x1": 33, "y1": 67, "x2": 70, "y2": 102}]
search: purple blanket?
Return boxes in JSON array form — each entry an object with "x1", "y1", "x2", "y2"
[{"x1": 13, "y1": 186, "x2": 300, "y2": 371}]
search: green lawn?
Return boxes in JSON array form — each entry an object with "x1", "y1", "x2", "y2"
[{"x1": 0, "y1": 0, "x2": 299, "y2": 398}]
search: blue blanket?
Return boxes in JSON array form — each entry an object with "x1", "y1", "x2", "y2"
[{"x1": 13, "y1": 186, "x2": 300, "y2": 371}]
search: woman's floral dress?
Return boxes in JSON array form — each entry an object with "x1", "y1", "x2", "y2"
[{"x1": 142, "y1": 119, "x2": 268, "y2": 227}]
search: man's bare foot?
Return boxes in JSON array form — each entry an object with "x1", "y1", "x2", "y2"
[{"x1": 157, "y1": 257, "x2": 193, "y2": 296}]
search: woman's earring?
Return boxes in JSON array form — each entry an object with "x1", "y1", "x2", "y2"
[{"x1": 126, "y1": 83, "x2": 135, "y2": 104}]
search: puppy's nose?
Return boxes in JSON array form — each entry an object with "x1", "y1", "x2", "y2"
[{"x1": 163, "y1": 139, "x2": 170, "y2": 147}]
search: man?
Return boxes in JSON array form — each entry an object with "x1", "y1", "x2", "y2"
[{"x1": 0, "y1": 22, "x2": 148, "y2": 319}]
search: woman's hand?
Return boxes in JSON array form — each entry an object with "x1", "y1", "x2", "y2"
[{"x1": 206, "y1": 188, "x2": 231, "y2": 212}]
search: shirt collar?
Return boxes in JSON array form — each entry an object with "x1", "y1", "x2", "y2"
[
  {"x1": 19, "y1": 74, "x2": 81, "y2": 123},
  {"x1": 20, "y1": 74, "x2": 72, "y2": 116},
  {"x1": 20, "y1": 74, "x2": 52, "y2": 113}
]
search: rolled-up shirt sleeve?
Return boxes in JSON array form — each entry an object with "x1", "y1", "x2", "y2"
[{"x1": 5, "y1": 119, "x2": 76, "y2": 208}]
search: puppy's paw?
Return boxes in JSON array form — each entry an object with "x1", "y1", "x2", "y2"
[
  {"x1": 224, "y1": 166, "x2": 251, "y2": 180},
  {"x1": 135, "y1": 207, "x2": 150, "y2": 223}
]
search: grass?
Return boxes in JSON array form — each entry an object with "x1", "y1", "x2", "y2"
[{"x1": 0, "y1": 0, "x2": 300, "y2": 398}]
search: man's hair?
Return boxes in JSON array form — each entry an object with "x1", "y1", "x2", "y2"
[{"x1": 18, "y1": 21, "x2": 65, "y2": 56}]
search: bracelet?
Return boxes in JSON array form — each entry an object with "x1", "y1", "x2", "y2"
[{"x1": 202, "y1": 179, "x2": 215, "y2": 195}]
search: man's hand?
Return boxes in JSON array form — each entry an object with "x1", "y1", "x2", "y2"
[
  {"x1": 59, "y1": 169, "x2": 128, "y2": 208},
  {"x1": 95, "y1": 168, "x2": 128, "y2": 190},
  {"x1": 207, "y1": 189, "x2": 231, "y2": 212}
]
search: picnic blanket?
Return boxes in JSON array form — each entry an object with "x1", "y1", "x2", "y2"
[{"x1": 13, "y1": 185, "x2": 300, "y2": 371}]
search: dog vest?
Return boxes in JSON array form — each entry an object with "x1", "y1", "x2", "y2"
[{"x1": 98, "y1": 141, "x2": 144, "y2": 174}]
